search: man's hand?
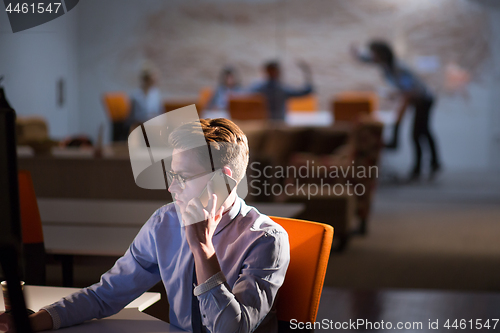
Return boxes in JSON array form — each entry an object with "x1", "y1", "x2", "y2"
[
  {"x1": 0, "y1": 310, "x2": 53, "y2": 332},
  {"x1": 296, "y1": 60, "x2": 313, "y2": 82},
  {"x1": 183, "y1": 181, "x2": 225, "y2": 257},
  {"x1": 349, "y1": 43, "x2": 361, "y2": 60},
  {"x1": 396, "y1": 94, "x2": 411, "y2": 124},
  {"x1": 0, "y1": 312, "x2": 14, "y2": 333},
  {"x1": 183, "y1": 182, "x2": 225, "y2": 284},
  {"x1": 29, "y1": 310, "x2": 53, "y2": 332}
]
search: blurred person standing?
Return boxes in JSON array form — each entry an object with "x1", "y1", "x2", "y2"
[
  {"x1": 351, "y1": 40, "x2": 441, "y2": 181},
  {"x1": 128, "y1": 68, "x2": 162, "y2": 128},
  {"x1": 205, "y1": 67, "x2": 241, "y2": 111},
  {"x1": 250, "y1": 60, "x2": 314, "y2": 121}
]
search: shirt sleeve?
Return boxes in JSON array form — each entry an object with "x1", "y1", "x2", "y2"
[
  {"x1": 247, "y1": 82, "x2": 265, "y2": 94},
  {"x1": 283, "y1": 83, "x2": 313, "y2": 98},
  {"x1": 393, "y1": 69, "x2": 418, "y2": 93},
  {"x1": 196, "y1": 229, "x2": 290, "y2": 333},
  {"x1": 358, "y1": 52, "x2": 374, "y2": 63},
  {"x1": 41, "y1": 215, "x2": 162, "y2": 329},
  {"x1": 205, "y1": 88, "x2": 219, "y2": 110}
]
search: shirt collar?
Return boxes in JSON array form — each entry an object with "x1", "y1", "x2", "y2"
[{"x1": 214, "y1": 196, "x2": 242, "y2": 236}]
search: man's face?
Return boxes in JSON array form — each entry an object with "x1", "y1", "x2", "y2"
[
  {"x1": 225, "y1": 74, "x2": 236, "y2": 88},
  {"x1": 168, "y1": 148, "x2": 213, "y2": 215},
  {"x1": 266, "y1": 67, "x2": 280, "y2": 80}
]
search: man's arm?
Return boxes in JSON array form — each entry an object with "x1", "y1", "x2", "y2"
[
  {"x1": 284, "y1": 61, "x2": 314, "y2": 98},
  {"x1": 204, "y1": 88, "x2": 219, "y2": 111},
  {"x1": 28, "y1": 309, "x2": 53, "y2": 332},
  {"x1": 34, "y1": 213, "x2": 162, "y2": 331},
  {"x1": 184, "y1": 191, "x2": 289, "y2": 332},
  {"x1": 396, "y1": 94, "x2": 411, "y2": 124},
  {"x1": 196, "y1": 228, "x2": 289, "y2": 333},
  {"x1": 0, "y1": 310, "x2": 52, "y2": 332},
  {"x1": 350, "y1": 43, "x2": 373, "y2": 63}
]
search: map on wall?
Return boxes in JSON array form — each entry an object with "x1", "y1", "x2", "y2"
[{"x1": 118, "y1": 0, "x2": 491, "y2": 108}]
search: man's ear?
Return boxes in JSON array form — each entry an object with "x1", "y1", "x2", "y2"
[{"x1": 222, "y1": 166, "x2": 233, "y2": 178}]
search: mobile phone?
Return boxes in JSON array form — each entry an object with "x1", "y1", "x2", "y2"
[{"x1": 198, "y1": 170, "x2": 237, "y2": 212}]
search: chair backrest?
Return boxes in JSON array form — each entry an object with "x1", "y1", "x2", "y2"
[
  {"x1": 198, "y1": 87, "x2": 214, "y2": 110},
  {"x1": 331, "y1": 91, "x2": 378, "y2": 122},
  {"x1": 288, "y1": 94, "x2": 318, "y2": 112},
  {"x1": 15, "y1": 116, "x2": 49, "y2": 144},
  {"x1": 18, "y1": 170, "x2": 43, "y2": 245},
  {"x1": 269, "y1": 216, "x2": 334, "y2": 323},
  {"x1": 103, "y1": 92, "x2": 131, "y2": 122},
  {"x1": 18, "y1": 170, "x2": 46, "y2": 285},
  {"x1": 228, "y1": 95, "x2": 268, "y2": 121},
  {"x1": 164, "y1": 99, "x2": 202, "y2": 117}
]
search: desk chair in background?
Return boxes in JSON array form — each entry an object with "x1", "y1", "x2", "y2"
[
  {"x1": 331, "y1": 91, "x2": 378, "y2": 123},
  {"x1": 102, "y1": 92, "x2": 130, "y2": 142},
  {"x1": 270, "y1": 216, "x2": 334, "y2": 333},
  {"x1": 288, "y1": 94, "x2": 318, "y2": 113},
  {"x1": 228, "y1": 95, "x2": 267, "y2": 121},
  {"x1": 18, "y1": 170, "x2": 46, "y2": 286},
  {"x1": 163, "y1": 100, "x2": 202, "y2": 118},
  {"x1": 197, "y1": 87, "x2": 213, "y2": 111}
]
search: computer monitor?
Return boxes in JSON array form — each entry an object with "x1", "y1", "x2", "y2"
[
  {"x1": 0, "y1": 107, "x2": 33, "y2": 333},
  {"x1": 0, "y1": 107, "x2": 21, "y2": 245}
]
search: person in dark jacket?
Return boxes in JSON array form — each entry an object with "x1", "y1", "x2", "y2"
[
  {"x1": 352, "y1": 40, "x2": 441, "y2": 181},
  {"x1": 249, "y1": 60, "x2": 313, "y2": 121},
  {"x1": 205, "y1": 67, "x2": 242, "y2": 111}
]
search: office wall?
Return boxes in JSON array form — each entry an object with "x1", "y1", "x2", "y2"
[
  {"x1": 75, "y1": 0, "x2": 500, "y2": 171},
  {"x1": 1, "y1": 0, "x2": 498, "y2": 171},
  {"x1": 0, "y1": 6, "x2": 79, "y2": 139},
  {"x1": 487, "y1": 9, "x2": 500, "y2": 168}
]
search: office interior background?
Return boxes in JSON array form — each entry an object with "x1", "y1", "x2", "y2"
[{"x1": 1, "y1": 0, "x2": 500, "y2": 328}]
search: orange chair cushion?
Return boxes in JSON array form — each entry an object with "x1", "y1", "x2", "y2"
[
  {"x1": 103, "y1": 93, "x2": 131, "y2": 122},
  {"x1": 335, "y1": 91, "x2": 379, "y2": 111},
  {"x1": 228, "y1": 95, "x2": 267, "y2": 121},
  {"x1": 18, "y1": 170, "x2": 44, "y2": 244},
  {"x1": 332, "y1": 91, "x2": 379, "y2": 122},
  {"x1": 198, "y1": 87, "x2": 214, "y2": 110},
  {"x1": 288, "y1": 94, "x2": 318, "y2": 112},
  {"x1": 270, "y1": 216, "x2": 333, "y2": 323}
]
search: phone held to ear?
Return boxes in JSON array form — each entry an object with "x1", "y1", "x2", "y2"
[{"x1": 198, "y1": 170, "x2": 237, "y2": 212}]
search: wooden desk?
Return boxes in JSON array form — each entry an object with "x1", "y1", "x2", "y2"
[
  {"x1": 0, "y1": 286, "x2": 160, "y2": 313},
  {"x1": 0, "y1": 286, "x2": 185, "y2": 332},
  {"x1": 53, "y1": 308, "x2": 186, "y2": 332}
]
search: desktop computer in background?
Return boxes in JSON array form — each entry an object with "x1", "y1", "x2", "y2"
[{"x1": 0, "y1": 104, "x2": 33, "y2": 333}]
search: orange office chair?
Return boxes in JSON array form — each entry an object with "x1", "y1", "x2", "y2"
[
  {"x1": 18, "y1": 170, "x2": 46, "y2": 285},
  {"x1": 198, "y1": 87, "x2": 214, "y2": 110},
  {"x1": 102, "y1": 92, "x2": 131, "y2": 141},
  {"x1": 269, "y1": 216, "x2": 334, "y2": 331},
  {"x1": 331, "y1": 91, "x2": 378, "y2": 123},
  {"x1": 228, "y1": 95, "x2": 268, "y2": 121},
  {"x1": 103, "y1": 92, "x2": 131, "y2": 122},
  {"x1": 164, "y1": 99, "x2": 202, "y2": 117},
  {"x1": 288, "y1": 94, "x2": 318, "y2": 113}
]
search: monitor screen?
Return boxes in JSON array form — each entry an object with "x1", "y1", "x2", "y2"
[{"x1": 0, "y1": 107, "x2": 33, "y2": 333}]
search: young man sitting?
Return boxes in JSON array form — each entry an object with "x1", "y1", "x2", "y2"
[{"x1": 0, "y1": 118, "x2": 290, "y2": 333}]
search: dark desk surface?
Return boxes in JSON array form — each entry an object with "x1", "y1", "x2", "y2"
[{"x1": 316, "y1": 287, "x2": 500, "y2": 332}]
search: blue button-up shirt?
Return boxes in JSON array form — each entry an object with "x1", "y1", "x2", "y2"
[
  {"x1": 250, "y1": 80, "x2": 313, "y2": 121},
  {"x1": 43, "y1": 198, "x2": 290, "y2": 333},
  {"x1": 382, "y1": 63, "x2": 434, "y2": 101}
]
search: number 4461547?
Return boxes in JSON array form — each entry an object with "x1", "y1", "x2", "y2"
[
  {"x1": 444, "y1": 319, "x2": 499, "y2": 330},
  {"x1": 5, "y1": 2, "x2": 62, "y2": 14}
]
